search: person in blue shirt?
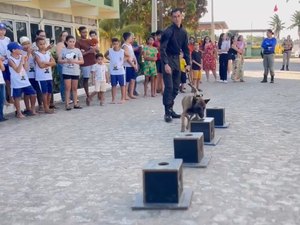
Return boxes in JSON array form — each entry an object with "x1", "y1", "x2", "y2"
[{"x1": 261, "y1": 29, "x2": 277, "y2": 83}]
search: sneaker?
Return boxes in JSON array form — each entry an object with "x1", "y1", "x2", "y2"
[
  {"x1": 223, "y1": 80, "x2": 228, "y2": 83},
  {"x1": 0, "y1": 118, "x2": 8, "y2": 122}
]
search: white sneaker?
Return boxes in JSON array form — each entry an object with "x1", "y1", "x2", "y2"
[{"x1": 223, "y1": 80, "x2": 228, "y2": 83}]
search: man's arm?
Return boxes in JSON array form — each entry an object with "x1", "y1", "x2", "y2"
[
  {"x1": 160, "y1": 27, "x2": 172, "y2": 65},
  {"x1": 182, "y1": 32, "x2": 191, "y2": 66}
]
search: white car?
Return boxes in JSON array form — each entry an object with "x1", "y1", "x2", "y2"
[{"x1": 294, "y1": 51, "x2": 300, "y2": 58}]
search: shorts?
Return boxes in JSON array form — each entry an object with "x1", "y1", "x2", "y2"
[
  {"x1": 144, "y1": 64, "x2": 157, "y2": 77},
  {"x1": 95, "y1": 81, "x2": 107, "y2": 92},
  {"x1": 39, "y1": 80, "x2": 53, "y2": 94},
  {"x1": 181, "y1": 72, "x2": 187, "y2": 84},
  {"x1": 29, "y1": 78, "x2": 42, "y2": 94},
  {"x1": 156, "y1": 60, "x2": 162, "y2": 74},
  {"x1": 63, "y1": 74, "x2": 80, "y2": 80},
  {"x1": 13, "y1": 86, "x2": 36, "y2": 98},
  {"x1": 3, "y1": 64, "x2": 10, "y2": 81},
  {"x1": 125, "y1": 67, "x2": 137, "y2": 82},
  {"x1": 193, "y1": 70, "x2": 202, "y2": 80},
  {"x1": 81, "y1": 65, "x2": 93, "y2": 79},
  {"x1": 111, "y1": 74, "x2": 125, "y2": 87}
]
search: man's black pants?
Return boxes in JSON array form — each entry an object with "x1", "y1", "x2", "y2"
[{"x1": 162, "y1": 55, "x2": 181, "y2": 112}]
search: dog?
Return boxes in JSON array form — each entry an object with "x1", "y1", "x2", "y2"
[{"x1": 181, "y1": 83, "x2": 210, "y2": 132}]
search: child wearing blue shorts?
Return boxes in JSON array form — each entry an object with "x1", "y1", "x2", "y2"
[
  {"x1": 104, "y1": 38, "x2": 126, "y2": 104},
  {"x1": 8, "y1": 42, "x2": 37, "y2": 118},
  {"x1": 34, "y1": 37, "x2": 56, "y2": 113}
]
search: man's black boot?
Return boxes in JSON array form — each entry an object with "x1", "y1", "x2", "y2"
[
  {"x1": 261, "y1": 75, "x2": 267, "y2": 83},
  {"x1": 270, "y1": 76, "x2": 274, "y2": 83},
  {"x1": 280, "y1": 65, "x2": 284, "y2": 71},
  {"x1": 164, "y1": 106, "x2": 172, "y2": 123},
  {"x1": 286, "y1": 65, "x2": 289, "y2": 71}
]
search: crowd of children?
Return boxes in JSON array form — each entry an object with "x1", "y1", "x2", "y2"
[{"x1": 0, "y1": 20, "x2": 248, "y2": 122}]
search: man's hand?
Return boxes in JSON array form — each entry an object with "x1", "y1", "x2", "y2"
[{"x1": 164, "y1": 64, "x2": 172, "y2": 75}]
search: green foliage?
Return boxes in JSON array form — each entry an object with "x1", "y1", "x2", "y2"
[
  {"x1": 269, "y1": 14, "x2": 285, "y2": 39},
  {"x1": 289, "y1": 10, "x2": 300, "y2": 30}
]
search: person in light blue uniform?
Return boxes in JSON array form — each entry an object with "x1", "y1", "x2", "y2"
[{"x1": 261, "y1": 29, "x2": 277, "y2": 83}]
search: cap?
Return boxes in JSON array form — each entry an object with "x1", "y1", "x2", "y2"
[
  {"x1": 267, "y1": 29, "x2": 274, "y2": 35},
  {"x1": 19, "y1": 36, "x2": 30, "y2": 45},
  {"x1": 7, "y1": 42, "x2": 23, "y2": 52},
  {"x1": 0, "y1": 23, "x2": 6, "y2": 30}
]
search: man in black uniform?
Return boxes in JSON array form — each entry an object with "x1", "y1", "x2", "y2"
[{"x1": 160, "y1": 8, "x2": 191, "y2": 122}]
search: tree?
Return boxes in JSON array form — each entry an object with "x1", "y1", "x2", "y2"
[
  {"x1": 289, "y1": 10, "x2": 300, "y2": 43},
  {"x1": 269, "y1": 14, "x2": 285, "y2": 39}
]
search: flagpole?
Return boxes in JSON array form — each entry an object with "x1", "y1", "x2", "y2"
[{"x1": 211, "y1": 0, "x2": 215, "y2": 42}]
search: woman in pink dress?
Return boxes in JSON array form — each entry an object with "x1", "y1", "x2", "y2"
[{"x1": 202, "y1": 36, "x2": 217, "y2": 81}]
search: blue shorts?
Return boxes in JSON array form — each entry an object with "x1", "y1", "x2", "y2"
[
  {"x1": 39, "y1": 80, "x2": 53, "y2": 94},
  {"x1": 125, "y1": 67, "x2": 137, "y2": 83},
  {"x1": 111, "y1": 75, "x2": 125, "y2": 87},
  {"x1": 13, "y1": 86, "x2": 36, "y2": 98},
  {"x1": 81, "y1": 65, "x2": 93, "y2": 79},
  {"x1": 3, "y1": 64, "x2": 10, "y2": 81}
]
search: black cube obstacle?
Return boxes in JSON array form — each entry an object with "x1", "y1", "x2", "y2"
[
  {"x1": 173, "y1": 132, "x2": 211, "y2": 168},
  {"x1": 132, "y1": 159, "x2": 193, "y2": 210},
  {"x1": 206, "y1": 108, "x2": 229, "y2": 128},
  {"x1": 190, "y1": 117, "x2": 221, "y2": 146}
]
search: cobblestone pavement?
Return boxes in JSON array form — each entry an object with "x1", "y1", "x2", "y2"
[{"x1": 0, "y1": 62, "x2": 300, "y2": 225}]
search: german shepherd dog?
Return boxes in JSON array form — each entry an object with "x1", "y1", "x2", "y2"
[{"x1": 181, "y1": 83, "x2": 210, "y2": 132}]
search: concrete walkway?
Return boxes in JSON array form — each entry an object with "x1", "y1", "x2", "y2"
[{"x1": 0, "y1": 64, "x2": 300, "y2": 225}]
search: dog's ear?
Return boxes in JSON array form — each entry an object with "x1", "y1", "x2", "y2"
[{"x1": 204, "y1": 99, "x2": 210, "y2": 104}]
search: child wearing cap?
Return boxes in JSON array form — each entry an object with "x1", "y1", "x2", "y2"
[
  {"x1": 34, "y1": 37, "x2": 56, "y2": 114},
  {"x1": 8, "y1": 42, "x2": 37, "y2": 118},
  {"x1": 0, "y1": 58, "x2": 7, "y2": 121},
  {"x1": 20, "y1": 36, "x2": 43, "y2": 112},
  {"x1": 0, "y1": 23, "x2": 13, "y2": 104}
]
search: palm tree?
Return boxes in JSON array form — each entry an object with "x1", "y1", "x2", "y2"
[
  {"x1": 269, "y1": 14, "x2": 285, "y2": 39},
  {"x1": 289, "y1": 10, "x2": 300, "y2": 43}
]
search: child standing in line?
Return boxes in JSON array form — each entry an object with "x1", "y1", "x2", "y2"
[
  {"x1": 104, "y1": 38, "x2": 126, "y2": 104},
  {"x1": 179, "y1": 51, "x2": 187, "y2": 93},
  {"x1": 89, "y1": 53, "x2": 108, "y2": 106},
  {"x1": 58, "y1": 35, "x2": 84, "y2": 110},
  {"x1": 0, "y1": 59, "x2": 7, "y2": 121},
  {"x1": 0, "y1": 23, "x2": 13, "y2": 104},
  {"x1": 142, "y1": 36, "x2": 158, "y2": 97},
  {"x1": 7, "y1": 42, "x2": 37, "y2": 118},
  {"x1": 191, "y1": 42, "x2": 202, "y2": 91},
  {"x1": 20, "y1": 36, "x2": 43, "y2": 112},
  {"x1": 34, "y1": 37, "x2": 56, "y2": 114}
]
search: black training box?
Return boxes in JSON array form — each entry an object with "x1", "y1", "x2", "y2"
[
  {"x1": 190, "y1": 117, "x2": 215, "y2": 142},
  {"x1": 174, "y1": 133, "x2": 204, "y2": 163},
  {"x1": 143, "y1": 159, "x2": 183, "y2": 204},
  {"x1": 206, "y1": 108, "x2": 225, "y2": 126}
]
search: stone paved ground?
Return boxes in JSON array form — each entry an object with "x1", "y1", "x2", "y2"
[{"x1": 0, "y1": 60, "x2": 300, "y2": 225}]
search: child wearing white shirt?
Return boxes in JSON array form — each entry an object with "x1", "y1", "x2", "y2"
[
  {"x1": 8, "y1": 42, "x2": 37, "y2": 118},
  {"x1": 89, "y1": 53, "x2": 108, "y2": 106},
  {"x1": 0, "y1": 59, "x2": 6, "y2": 121}
]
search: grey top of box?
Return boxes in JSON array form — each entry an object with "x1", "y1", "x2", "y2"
[
  {"x1": 143, "y1": 159, "x2": 183, "y2": 171},
  {"x1": 174, "y1": 132, "x2": 203, "y2": 140},
  {"x1": 192, "y1": 117, "x2": 214, "y2": 123}
]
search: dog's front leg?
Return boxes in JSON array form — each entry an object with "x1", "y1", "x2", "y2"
[{"x1": 181, "y1": 113, "x2": 187, "y2": 132}]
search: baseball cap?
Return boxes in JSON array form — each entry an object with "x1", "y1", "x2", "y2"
[
  {"x1": 19, "y1": 36, "x2": 30, "y2": 45},
  {"x1": 7, "y1": 42, "x2": 22, "y2": 52},
  {"x1": 0, "y1": 23, "x2": 6, "y2": 30}
]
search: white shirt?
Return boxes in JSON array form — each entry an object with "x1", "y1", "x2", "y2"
[
  {"x1": 220, "y1": 40, "x2": 230, "y2": 54},
  {"x1": 0, "y1": 37, "x2": 11, "y2": 64},
  {"x1": 108, "y1": 48, "x2": 125, "y2": 75},
  {"x1": 35, "y1": 51, "x2": 52, "y2": 81},
  {"x1": 9, "y1": 56, "x2": 31, "y2": 89},
  {"x1": 0, "y1": 70, "x2": 4, "y2": 84},
  {"x1": 22, "y1": 50, "x2": 35, "y2": 79},
  {"x1": 92, "y1": 64, "x2": 108, "y2": 82},
  {"x1": 122, "y1": 43, "x2": 136, "y2": 67}
]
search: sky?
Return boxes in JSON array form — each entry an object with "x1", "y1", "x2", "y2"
[{"x1": 201, "y1": 0, "x2": 299, "y2": 40}]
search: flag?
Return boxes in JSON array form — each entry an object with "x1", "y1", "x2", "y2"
[{"x1": 274, "y1": 4, "x2": 278, "y2": 12}]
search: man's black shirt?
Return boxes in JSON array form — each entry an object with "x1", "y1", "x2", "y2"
[{"x1": 160, "y1": 23, "x2": 190, "y2": 66}]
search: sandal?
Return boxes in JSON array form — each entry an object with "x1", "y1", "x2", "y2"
[
  {"x1": 74, "y1": 105, "x2": 82, "y2": 109},
  {"x1": 66, "y1": 105, "x2": 72, "y2": 111}
]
